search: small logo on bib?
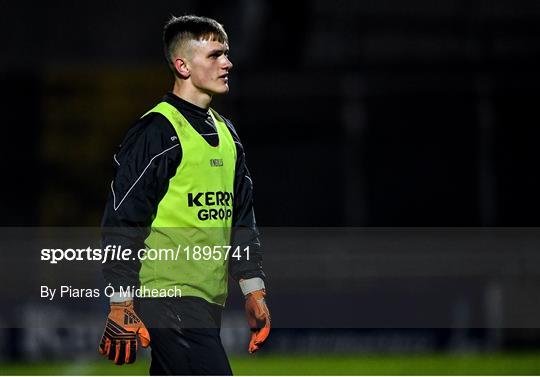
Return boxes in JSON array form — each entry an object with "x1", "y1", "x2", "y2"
[{"x1": 210, "y1": 159, "x2": 223, "y2": 167}]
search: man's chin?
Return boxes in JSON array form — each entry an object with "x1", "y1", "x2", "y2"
[
  {"x1": 215, "y1": 81, "x2": 230, "y2": 92},
  {"x1": 217, "y1": 85, "x2": 230, "y2": 94},
  {"x1": 205, "y1": 85, "x2": 229, "y2": 96}
]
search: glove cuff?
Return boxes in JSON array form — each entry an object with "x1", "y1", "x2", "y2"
[
  {"x1": 239, "y1": 277, "x2": 265, "y2": 296},
  {"x1": 110, "y1": 291, "x2": 134, "y2": 304}
]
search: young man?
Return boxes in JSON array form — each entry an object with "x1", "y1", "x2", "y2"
[{"x1": 98, "y1": 15, "x2": 270, "y2": 375}]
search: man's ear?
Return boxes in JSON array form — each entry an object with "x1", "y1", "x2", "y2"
[{"x1": 174, "y1": 58, "x2": 190, "y2": 79}]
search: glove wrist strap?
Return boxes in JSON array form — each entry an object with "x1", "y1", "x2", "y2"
[
  {"x1": 239, "y1": 277, "x2": 265, "y2": 296},
  {"x1": 110, "y1": 291, "x2": 134, "y2": 304}
]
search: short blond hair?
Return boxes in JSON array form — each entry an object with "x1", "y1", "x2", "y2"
[{"x1": 163, "y1": 15, "x2": 228, "y2": 72}]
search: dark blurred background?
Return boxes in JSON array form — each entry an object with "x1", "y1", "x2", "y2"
[
  {"x1": 1, "y1": 0, "x2": 540, "y2": 368},
  {"x1": 3, "y1": 0, "x2": 540, "y2": 227}
]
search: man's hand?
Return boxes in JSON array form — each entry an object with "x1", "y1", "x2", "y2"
[
  {"x1": 245, "y1": 289, "x2": 271, "y2": 353},
  {"x1": 98, "y1": 300, "x2": 150, "y2": 365}
]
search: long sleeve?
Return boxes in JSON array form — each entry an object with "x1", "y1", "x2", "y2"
[
  {"x1": 224, "y1": 118, "x2": 266, "y2": 282},
  {"x1": 101, "y1": 113, "x2": 181, "y2": 290}
]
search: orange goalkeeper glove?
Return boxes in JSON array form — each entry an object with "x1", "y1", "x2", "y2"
[
  {"x1": 245, "y1": 289, "x2": 271, "y2": 353},
  {"x1": 98, "y1": 300, "x2": 150, "y2": 365}
]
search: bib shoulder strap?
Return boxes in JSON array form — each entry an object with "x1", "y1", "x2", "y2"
[{"x1": 142, "y1": 102, "x2": 178, "y2": 121}]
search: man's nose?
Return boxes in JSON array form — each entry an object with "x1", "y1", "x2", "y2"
[{"x1": 223, "y1": 56, "x2": 233, "y2": 70}]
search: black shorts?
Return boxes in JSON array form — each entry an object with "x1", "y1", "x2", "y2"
[{"x1": 136, "y1": 296, "x2": 232, "y2": 376}]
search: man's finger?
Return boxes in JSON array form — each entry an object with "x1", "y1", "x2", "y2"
[
  {"x1": 114, "y1": 340, "x2": 126, "y2": 366},
  {"x1": 98, "y1": 335, "x2": 107, "y2": 355},
  {"x1": 248, "y1": 338, "x2": 260, "y2": 354},
  {"x1": 108, "y1": 339, "x2": 118, "y2": 361},
  {"x1": 254, "y1": 325, "x2": 270, "y2": 344},
  {"x1": 126, "y1": 339, "x2": 137, "y2": 364},
  {"x1": 248, "y1": 321, "x2": 271, "y2": 353},
  {"x1": 138, "y1": 327, "x2": 151, "y2": 348},
  {"x1": 102, "y1": 338, "x2": 112, "y2": 357}
]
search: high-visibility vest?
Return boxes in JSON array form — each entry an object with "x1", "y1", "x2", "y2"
[{"x1": 139, "y1": 102, "x2": 237, "y2": 306}]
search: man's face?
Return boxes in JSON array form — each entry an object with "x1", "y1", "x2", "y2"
[{"x1": 187, "y1": 39, "x2": 233, "y2": 95}]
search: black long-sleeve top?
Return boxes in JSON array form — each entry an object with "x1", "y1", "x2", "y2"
[{"x1": 101, "y1": 92, "x2": 264, "y2": 290}]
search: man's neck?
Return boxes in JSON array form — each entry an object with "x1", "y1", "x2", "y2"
[{"x1": 172, "y1": 80, "x2": 212, "y2": 110}]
